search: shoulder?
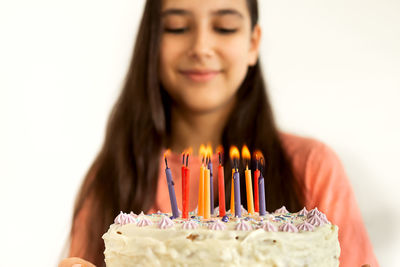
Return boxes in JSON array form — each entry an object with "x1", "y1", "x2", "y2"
[
  {"x1": 278, "y1": 132, "x2": 349, "y2": 198},
  {"x1": 278, "y1": 132, "x2": 341, "y2": 173}
]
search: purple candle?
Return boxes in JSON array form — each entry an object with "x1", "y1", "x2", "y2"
[
  {"x1": 165, "y1": 157, "x2": 179, "y2": 218},
  {"x1": 233, "y1": 170, "x2": 242, "y2": 217},
  {"x1": 208, "y1": 157, "x2": 214, "y2": 215},
  {"x1": 259, "y1": 173, "x2": 266, "y2": 216}
]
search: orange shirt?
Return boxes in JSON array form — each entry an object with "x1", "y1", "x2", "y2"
[{"x1": 70, "y1": 132, "x2": 379, "y2": 266}]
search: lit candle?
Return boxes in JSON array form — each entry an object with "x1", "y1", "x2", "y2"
[
  {"x1": 198, "y1": 160, "x2": 205, "y2": 217},
  {"x1": 204, "y1": 159, "x2": 211, "y2": 219},
  {"x1": 207, "y1": 145, "x2": 214, "y2": 215},
  {"x1": 182, "y1": 152, "x2": 190, "y2": 219},
  {"x1": 259, "y1": 156, "x2": 266, "y2": 216},
  {"x1": 164, "y1": 151, "x2": 179, "y2": 218},
  {"x1": 181, "y1": 152, "x2": 187, "y2": 218},
  {"x1": 230, "y1": 169, "x2": 235, "y2": 215},
  {"x1": 233, "y1": 165, "x2": 241, "y2": 218},
  {"x1": 217, "y1": 149, "x2": 226, "y2": 217},
  {"x1": 197, "y1": 145, "x2": 206, "y2": 217},
  {"x1": 253, "y1": 153, "x2": 260, "y2": 213},
  {"x1": 242, "y1": 145, "x2": 254, "y2": 215},
  {"x1": 230, "y1": 146, "x2": 241, "y2": 218}
]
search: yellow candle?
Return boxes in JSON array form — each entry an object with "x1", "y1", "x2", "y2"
[
  {"x1": 204, "y1": 168, "x2": 211, "y2": 219},
  {"x1": 245, "y1": 167, "x2": 254, "y2": 214},
  {"x1": 230, "y1": 169, "x2": 235, "y2": 215},
  {"x1": 198, "y1": 164, "x2": 205, "y2": 217}
]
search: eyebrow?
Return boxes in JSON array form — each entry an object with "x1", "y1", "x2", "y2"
[{"x1": 161, "y1": 8, "x2": 244, "y2": 19}]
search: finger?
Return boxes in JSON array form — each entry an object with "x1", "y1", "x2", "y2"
[{"x1": 58, "y1": 257, "x2": 96, "y2": 267}]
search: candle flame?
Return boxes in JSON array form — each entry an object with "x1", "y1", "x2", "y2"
[
  {"x1": 199, "y1": 144, "x2": 207, "y2": 157},
  {"x1": 216, "y1": 145, "x2": 224, "y2": 155},
  {"x1": 229, "y1": 146, "x2": 240, "y2": 160},
  {"x1": 241, "y1": 145, "x2": 251, "y2": 160},
  {"x1": 164, "y1": 149, "x2": 171, "y2": 159},
  {"x1": 206, "y1": 144, "x2": 213, "y2": 158},
  {"x1": 186, "y1": 147, "x2": 193, "y2": 155},
  {"x1": 254, "y1": 150, "x2": 264, "y2": 161}
]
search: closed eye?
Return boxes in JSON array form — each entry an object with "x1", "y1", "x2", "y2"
[
  {"x1": 164, "y1": 28, "x2": 189, "y2": 34},
  {"x1": 215, "y1": 28, "x2": 238, "y2": 34}
]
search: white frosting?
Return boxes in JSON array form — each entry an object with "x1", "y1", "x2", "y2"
[{"x1": 103, "y1": 210, "x2": 340, "y2": 266}]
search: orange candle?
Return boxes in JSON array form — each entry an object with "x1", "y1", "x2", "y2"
[
  {"x1": 245, "y1": 167, "x2": 254, "y2": 214},
  {"x1": 242, "y1": 145, "x2": 254, "y2": 215},
  {"x1": 198, "y1": 164, "x2": 205, "y2": 217},
  {"x1": 204, "y1": 167, "x2": 211, "y2": 219}
]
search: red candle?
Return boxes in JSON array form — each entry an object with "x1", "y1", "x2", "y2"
[
  {"x1": 183, "y1": 164, "x2": 190, "y2": 219},
  {"x1": 218, "y1": 152, "x2": 226, "y2": 217},
  {"x1": 181, "y1": 153, "x2": 187, "y2": 218},
  {"x1": 182, "y1": 153, "x2": 190, "y2": 219}
]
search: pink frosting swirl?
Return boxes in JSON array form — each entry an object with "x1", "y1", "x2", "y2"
[
  {"x1": 129, "y1": 211, "x2": 138, "y2": 218},
  {"x1": 306, "y1": 214, "x2": 325, "y2": 227},
  {"x1": 297, "y1": 222, "x2": 315, "y2": 232},
  {"x1": 298, "y1": 207, "x2": 308, "y2": 216},
  {"x1": 275, "y1": 206, "x2": 289, "y2": 214},
  {"x1": 182, "y1": 220, "x2": 198, "y2": 230},
  {"x1": 307, "y1": 207, "x2": 320, "y2": 218},
  {"x1": 279, "y1": 222, "x2": 298, "y2": 232},
  {"x1": 319, "y1": 212, "x2": 330, "y2": 224},
  {"x1": 235, "y1": 220, "x2": 252, "y2": 231},
  {"x1": 136, "y1": 216, "x2": 153, "y2": 227},
  {"x1": 114, "y1": 211, "x2": 136, "y2": 225},
  {"x1": 208, "y1": 220, "x2": 226, "y2": 230},
  {"x1": 158, "y1": 216, "x2": 174, "y2": 229},
  {"x1": 262, "y1": 221, "x2": 278, "y2": 232}
]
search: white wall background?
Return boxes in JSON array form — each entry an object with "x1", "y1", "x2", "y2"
[{"x1": 0, "y1": 0, "x2": 399, "y2": 266}]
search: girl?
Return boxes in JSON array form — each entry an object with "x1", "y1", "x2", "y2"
[{"x1": 60, "y1": 0, "x2": 378, "y2": 266}]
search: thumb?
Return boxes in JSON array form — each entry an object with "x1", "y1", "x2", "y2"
[{"x1": 58, "y1": 257, "x2": 96, "y2": 267}]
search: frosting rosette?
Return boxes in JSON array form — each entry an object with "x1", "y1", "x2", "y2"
[
  {"x1": 158, "y1": 216, "x2": 174, "y2": 229},
  {"x1": 262, "y1": 221, "x2": 278, "y2": 232},
  {"x1": 114, "y1": 211, "x2": 136, "y2": 225},
  {"x1": 235, "y1": 220, "x2": 252, "y2": 231},
  {"x1": 307, "y1": 208, "x2": 320, "y2": 218},
  {"x1": 208, "y1": 220, "x2": 226, "y2": 230},
  {"x1": 298, "y1": 207, "x2": 308, "y2": 216},
  {"x1": 279, "y1": 222, "x2": 298, "y2": 232},
  {"x1": 182, "y1": 220, "x2": 198, "y2": 230},
  {"x1": 275, "y1": 206, "x2": 289, "y2": 214},
  {"x1": 297, "y1": 222, "x2": 315, "y2": 232},
  {"x1": 306, "y1": 214, "x2": 325, "y2": 227},
  {"x1": 137, "y1": 216, "x2": 153, "y2": 227},
  {"x1": 319, "y1": 212, "x2": 330, "y2": 224}
]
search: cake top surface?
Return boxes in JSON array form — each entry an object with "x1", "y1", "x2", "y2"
[{"x1": 111, "y1": 206, "x2": 331, "y2": 233}]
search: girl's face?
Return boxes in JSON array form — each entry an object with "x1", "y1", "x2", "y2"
[{"x1": 159, "y1": 0, "x2": 261, "y2": 113}]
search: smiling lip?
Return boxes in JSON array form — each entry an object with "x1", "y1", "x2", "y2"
[{"x1": 180, "y1": 70, "x2": 221, "y2": 82}]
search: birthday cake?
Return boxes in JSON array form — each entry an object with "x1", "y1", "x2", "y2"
[{"x1": 102, "y1": 206, "x2": 340, "y2": 267}]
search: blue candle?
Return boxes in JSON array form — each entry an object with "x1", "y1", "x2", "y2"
[
  {"x1": 233, "y1": 169, "x2": 241, "y2": 218},
  {"x1": 165, "y1": 157, "x2": 179, "y2": 218},
  {"x1": 208, "y1": 157, "x2": 214, "y2": 215},
  {"x1": 258, "y1": 173, "x2": 266, "y2": 216}
]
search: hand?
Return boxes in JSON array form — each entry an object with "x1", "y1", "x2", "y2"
[{"x1": 58, "y1": 257, "x2": 96, "y2": 267}]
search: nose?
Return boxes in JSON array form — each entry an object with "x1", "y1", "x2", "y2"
[{"x1": 187, "y1": 23, "x2": 214, "y2": 60}]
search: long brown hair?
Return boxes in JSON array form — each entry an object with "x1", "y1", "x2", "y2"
[{"x1": 71, "y1": 0, "x2": 304, "y2": 265}]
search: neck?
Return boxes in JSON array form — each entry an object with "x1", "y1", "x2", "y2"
[{"x1": 168, "y1": 101, "x2": 236, "y2": 155}]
